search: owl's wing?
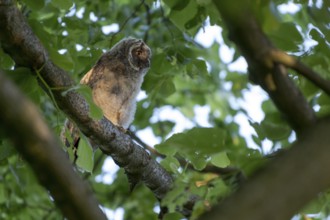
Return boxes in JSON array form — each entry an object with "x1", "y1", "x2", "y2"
[
  {"x1": 80, "y1": 68, "x2": 93, "y2": 85},
  {"x1": 80, "y1": 66, "x2": 105, "y2": 87}
]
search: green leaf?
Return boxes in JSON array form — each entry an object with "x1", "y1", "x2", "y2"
[
  {"x1": 156, "y1": 127, "x2": 226, "y2": 154},
  {"x1": 22, "y1": 0, "x2": 45, "y2": 10},
  {"x1": 0, "y1": 48, "x2": 14, "y2": 69},
  {"x1": 148, "y1": 76, "x2": 176, "y2": 99},
  {"x1": 261, "y1": 99, "x2": 277, "y2": 114},
  {"x1": 5, "y1": 68, "x2": 43, "y2": 104},
  {"x1": 51, "y1": 0, "x2": 73, "y2": 10},
  {"x1": 301, "y1": 192, "x2": 330, "y2": 215},
  {"x1": 186, "y1": 59, "x2": 208, "y2": 77},
  {"x1": 48, "y1": 49, "x2": 74, "y2": 71},
  {"x1": 156, "y1": 141, "x2": 177, "y2": 156},
  {"x1": 160, "y1": 156, "x2": 181, "y2": 173},
  {"x1": 191, "y1": 200, "x2": 207, "y2": 220},
  {"x1": 268, "y1": 22, "x2": 303, "y2": 51},
  {"x1": 0, "y1": 184, "x2": 6, "y2": 204},
  {"x1": 76, "y1": 136, "x2": 94, "y2": 173},
  {"x1": 163, "y1": 212, "x2": 185, "y2": 220},
  {"x1": 210, "y1": 152, "x2": 230, "y2": 168},
  {"x1": 206, "y1": 178, "x2": 230, "y2": 204},
  {"x1": 251, "y1": 112, "x2": 291, "y2": 141},
  {"x1": 161, "y1": 180, "x2": 190, "y2": 213},
  {"x1": 156, "y1": 128, "x2": 226, "y2": 169},
  {"x1": 70, "y1": 85, "x2": 103, "y2": 120},
  {"x1": 166, "y1": 0, "x2": 200, "y2": 33},
  {"x1": 0, "y1": 140, "x2": 16, "y2": 161},
  {"x1": 190, "y1": 154, "x2": 207, "y2": 170},
  {"x1": 163, "y1": 0, "x2": 190, "y2": 10},
  {"x1": 317, "y1": 106, "x2": 330, "y2": 118},
  {"x1": 153, "y1": 120, "x2": 175, "y2": 138}
]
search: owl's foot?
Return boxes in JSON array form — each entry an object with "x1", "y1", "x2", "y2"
[{"x1": 117, "y1": 126, "x2": 127, "y2": 133}]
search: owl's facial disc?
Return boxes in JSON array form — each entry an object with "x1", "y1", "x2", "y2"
[{"x1": 129, "y1": 41, "x2": 151, "y2": 71}]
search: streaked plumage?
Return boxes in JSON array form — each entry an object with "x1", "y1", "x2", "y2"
[{"x1": 61, "y1": 38, "x2": 151, "y2": 153}]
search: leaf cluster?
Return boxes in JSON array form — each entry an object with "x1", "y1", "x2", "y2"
[{"x1": 0, "y1": 0, "x2": 329, "y2": 219}]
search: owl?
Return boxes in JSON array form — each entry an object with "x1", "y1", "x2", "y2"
[
  {"x1": 81, "y1": 37, "x2": 151, "y2": 128},
  {"x1": 61, "y1": 38, "x2": 151, "y2": 152}
]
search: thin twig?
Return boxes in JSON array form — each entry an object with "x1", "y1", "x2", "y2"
[
  {"x1": 109, "y1": 0, "x2": 146, "y2": 46},
  {"x1": 128, "y1": 130, "x2": 246, "y2": 178},
  {"x1": 270, "y1": 50, "x2": 330, "y2": 96},
  {"x1": 143, "y1": 2, "x2": 151, "y2": 42},
  {"x1": 127, "y1": 130, "x2": 163, "y2": 157}
]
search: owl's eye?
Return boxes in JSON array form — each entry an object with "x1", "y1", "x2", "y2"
[{"x1": 135, "y1": 49, "x2": 142, "y2": 56}]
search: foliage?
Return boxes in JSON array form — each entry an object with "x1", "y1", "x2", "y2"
[{"x1": 0, "y1": 0, "x2": 329, "y2": 219}]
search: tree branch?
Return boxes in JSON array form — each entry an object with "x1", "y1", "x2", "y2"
[
  {"x1": 197, "y1": 1, "x2": 330, "y2": 219},
  {"x1": 129, "y1": 130, "x2": 245, "y2": 180},
  {"x1": 0, "y1": 70, "x2": 107, "y2": 220},
  {"x1": 213, "y1": 1, "x2": 316, "y2": 135},
  {"x1": 199, "y1": 116, "x2": 330, "y2": 220},
  {"x1": 269, "y1": 49, "x2": 330, "y2": 96},
  {"x1": 0, "y1": 0, "x2": 172, "y2": 204}
]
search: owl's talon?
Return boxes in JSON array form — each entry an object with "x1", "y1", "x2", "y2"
[{"x1": 117, "y1": 126, "x2": 127, "y2": 133}]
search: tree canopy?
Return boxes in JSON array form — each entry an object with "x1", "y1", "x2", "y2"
[{"x1": 0, "y1": 0, "x2": 330, "y2": 219}]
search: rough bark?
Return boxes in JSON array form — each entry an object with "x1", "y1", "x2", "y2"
[
  {"x1": 200, "y1": 117, "x2": 330, "y2": 220},
  {"x1": 0, "y1": 70, "x2": 107, "y2": 220},
  {"x1": 0, "y1": 0, "x2": 172, "y2": 211},
  {"x1": 2, "y1": 0, "x2": 329, "y2": 219},
  {"x1": 198, "y1": 1, "x2": 330, "y2": 219},
  {"x1": 213, "y1": 1, "x2": 317, "y2": 135}
]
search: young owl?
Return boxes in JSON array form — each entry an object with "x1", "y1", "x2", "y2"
[
  {"x1": 61, "y1": 38, "x2": 151, "y2": 151},
  {"x1": 81, "y1": 37, "x2": 151, "y2": 128}
]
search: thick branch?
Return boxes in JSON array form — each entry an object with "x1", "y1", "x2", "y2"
[
  {"x1": 213, "y1": 1, "x2": 316, "y2": 134},
  {"x1": 199, "y1": 1, "x2": 330, "y2": 219},
  {"x1": 0, "y1": 0, "x2": 172, "y2": 203},
  {"x1": 269, "y1": 50, "x2": 330, "y2": 96},
  {"x1": 0, "y1": 70, "x2": 107, "y2": 220},
  {"x1": 200, "y1": 117, "x2": 330, "y2": 220}
]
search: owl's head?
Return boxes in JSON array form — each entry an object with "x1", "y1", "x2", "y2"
[{"x1": 112, "y1": 37, "x2": 151, "y2": 72}]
